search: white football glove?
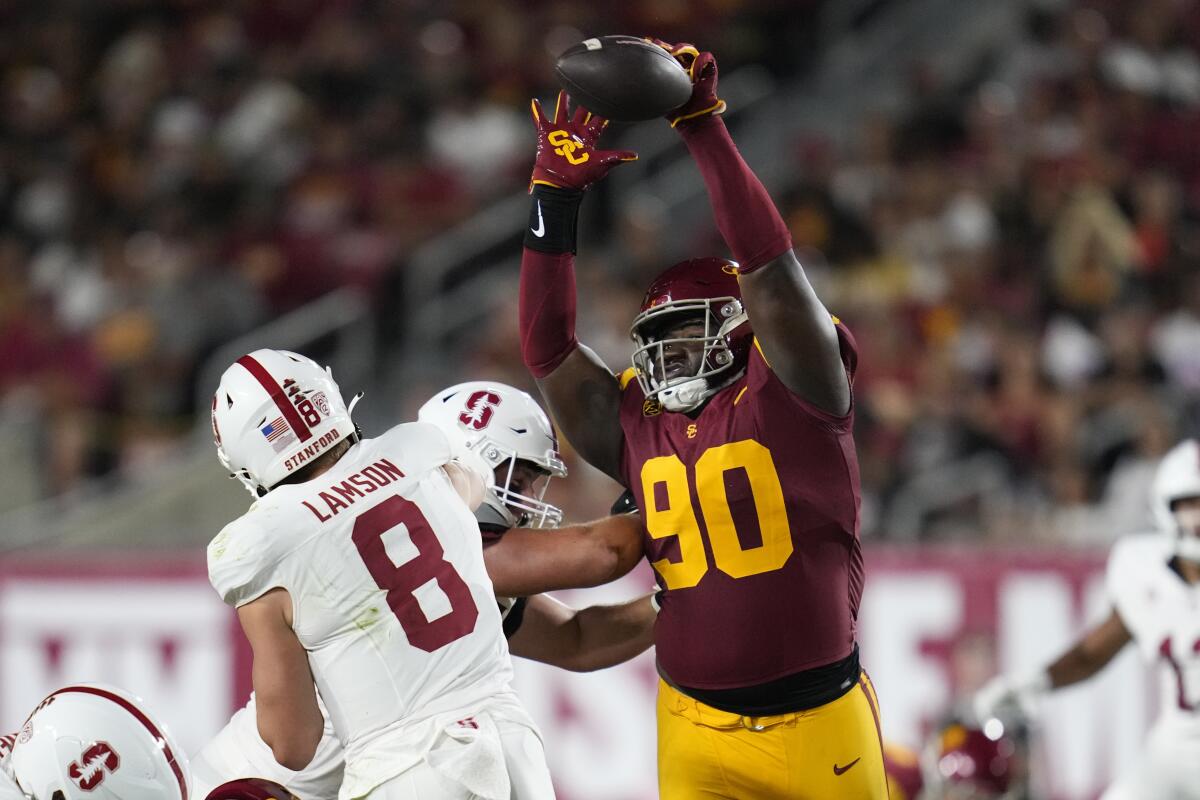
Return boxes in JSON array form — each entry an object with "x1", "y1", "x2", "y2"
[{"x1": 973, "y1": 671, "x2": 1051, "y2": 723}]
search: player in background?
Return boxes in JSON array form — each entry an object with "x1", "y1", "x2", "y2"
[
  {"x1": 0, "y1": 684, "x2": 190, "y2": 800},
  {"x1": 920, "y1": 721, "x2": 1026, "y2": 800},
  {"x1": 882, "y1": 740, "x2": 924, "y2": 800},
  {"x1": 518, "y1": 40, "x2": 886, "y2": 798},
  {"x1": 975, "y1": 438, "x2": 1200, "y2": 800},
  {"x1": 193, "y1": 378, "x2": 654, "y2": 800},
  {"x1": 206, "y1": 350, "x2": 552, "y2": 800}
]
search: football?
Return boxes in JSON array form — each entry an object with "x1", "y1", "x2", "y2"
[{"x1": 554, "y1": 35, "x2": 693, "y2": 122}]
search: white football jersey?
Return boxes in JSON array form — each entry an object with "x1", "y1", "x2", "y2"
[
  {"x1": 208, "y1": 422, "x2": 515, "y2": 797},
  {"x1": 1106, "y1": 533, "x2": 1200, "y2": 727}
]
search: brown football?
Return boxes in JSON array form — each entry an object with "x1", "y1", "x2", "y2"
[{"x1": 554, "y1": 36, "x2": 693, "y2": 122}]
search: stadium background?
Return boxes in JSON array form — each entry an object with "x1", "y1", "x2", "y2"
[{"x1": 2, "y1": 0, "x2": 1198, "y2": 797}]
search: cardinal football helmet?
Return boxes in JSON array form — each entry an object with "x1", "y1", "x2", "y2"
[
  {"x1": 418, "y1": 381, "x2": 567, "y2": 528},
  {"x1": 1151, "y1": 439, "x2": 1200, "y2": 561},
  {"x1": 922, "y1": 720, "x2": 1023, "y2": 800},
  {"x1": 205, "y1": 778, "x2": 298, "y2": 800},
  {"x1": 8, "y1": 684, "x2": 190, "y2": 800},
  {"x1": 630, "y1": 258, "x2": 752, "y2": 413},
  {"x1": 211, "y1": 349, "x2": 361, "y2": 497}
]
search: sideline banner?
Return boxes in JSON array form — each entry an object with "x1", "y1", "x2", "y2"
[{"x1": 0, "y1": 547, "x2": 1150, "y2": 800}]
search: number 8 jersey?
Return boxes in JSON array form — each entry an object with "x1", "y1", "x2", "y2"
[
  {"x1": 617, "y1": 323, "x2": 864, "y2": 692},
  {"x1": 207, "y1": 422, "x2": 515, "y2": 798}
]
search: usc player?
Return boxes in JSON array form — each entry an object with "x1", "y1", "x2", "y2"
[{"x1": 515, "y1": 40, "x2": 886, "y2": 799}]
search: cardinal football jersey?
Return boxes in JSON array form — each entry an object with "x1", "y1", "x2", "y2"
[
  {"x1": 1107, "y1": 533, "x2": 1200, "y2": 726},
  {"x1": 618, "y1": 324, "x2": 863, "y2": 690},
  {"x1": 208, "y1": 422, "x2": 514, "y2": 797}
]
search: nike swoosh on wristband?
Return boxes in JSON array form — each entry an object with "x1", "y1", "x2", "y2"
[
  {"x1": 832, "y1": 757, "x2": 861, "y2": 776},
  {"x1": 531, "y1": 200, "x2": 546, "y2": 237}
]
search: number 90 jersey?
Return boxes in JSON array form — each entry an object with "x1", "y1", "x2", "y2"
[
  {"x1": 1107, "y1": 533, "x2": 1200, "y2": 725},
  {"x1": 618, "y1": 324, "x2": 863, "y2": 690},
  {"x1": 208, "y1": 422, "x2": 513, "y2": 798}
]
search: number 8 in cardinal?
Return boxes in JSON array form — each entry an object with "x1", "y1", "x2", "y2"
[{"x1": 351, "y1": 495, "x2": 479, "y2": 652}]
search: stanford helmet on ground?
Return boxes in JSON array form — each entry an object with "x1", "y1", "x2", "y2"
[
  {"x1": 554, "y1": 35, "x2": 692, "y2": 121},
  {"x1": 204, "y1": 778, "x2": 298, "y2": 800},
  {"x1": 8, "y1": 684, "x2": 190, "y2": 800}
]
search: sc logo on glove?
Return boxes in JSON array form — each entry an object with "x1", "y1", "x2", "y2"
[{"x1": 548, "y1": 130, "x2": 590, "y2": 165}]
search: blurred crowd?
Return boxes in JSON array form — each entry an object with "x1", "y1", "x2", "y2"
[
  {"x1": 820, "y1": 0, "x2": 1200, "y2": 543},
  {"x1": 739, "y1": 0, "x2": 1200, "y2": 545},
  {"x1": 0, "y1": 0, "x2": 811, "y2": 503}
]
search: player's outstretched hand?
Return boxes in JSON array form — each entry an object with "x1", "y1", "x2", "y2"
[
  {"x1": 645, "y1": 38, "x2": 727, "y2": 128},
  {"x1": 973, "y1": 672, "x2": 1049, "y2": 723},
  {"x1": 529, "y1": 90, "x2": 637, "y2": 192}
]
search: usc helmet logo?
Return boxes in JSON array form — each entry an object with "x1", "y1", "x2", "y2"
[
  {"x1": 548, "y1": 130, "x2": 590, "y2": 165},
  {"x1": 721, "y1": 263, "x2": 739, "y2": 275},
  {"x1": 460, "y1": 390, "x2": 502, "y2": 430}
]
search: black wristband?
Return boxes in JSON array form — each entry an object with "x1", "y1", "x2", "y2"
[{"x1": 525, "y1": 185, "x2": 584, "y2": 254}]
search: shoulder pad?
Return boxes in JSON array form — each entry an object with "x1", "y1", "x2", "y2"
[
  {"x1": 207, "y1": 516, "x2": 287, "y2": 608},
  {"x1": 375, "y1": 422, "x2": 455, "y2": 475},
  {"x1": 1106, "y1": 532, "x2": 1171, "y2": 592}
]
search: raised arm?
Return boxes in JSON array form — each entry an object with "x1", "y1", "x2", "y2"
[
  {"x1": 520, "y1": 92, "x2": 637, "y2": 481},
  {"x1": 508, "y1": 593, "x2": 657, "y2": 672},
  {"x1": 483, "y1": 512, "x2": 645, "y2": 597},
  {"x1": 656, "y1": 41, "x2": 850, "y2": 415}
]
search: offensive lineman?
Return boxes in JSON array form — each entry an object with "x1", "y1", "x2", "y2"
[
  {"x1": 518, "y1": 40, "x2": 886, "y2": 798},
  {"x1": 975, "y1": 438, "x2": 1200, "y2": 799},
  {"x1": 206, "y1": 351, "x2": 552, "y2": 800},
  {"x1": 194, "y1": 378, "x2": 655, "y2": 800}
]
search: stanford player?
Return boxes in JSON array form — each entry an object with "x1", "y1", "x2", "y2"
[
  {"x1": 207, "y1": 350, "x2": 555, "y2": 800},
  {"x1": 195, "y1": 376, "x2": 653, "y2": 800},
  {"x1": 517, "y1": 40, "x2": 886, "y2": 798},
  {"x1": 976, "y1": 438, "x2": 1200, "y2": 800}
]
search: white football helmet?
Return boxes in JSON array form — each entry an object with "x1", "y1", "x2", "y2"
[
  {"x1": 1151, "y1": 438, "x2": 1200, "y2": 561},
  {"x1": 8, "y1": 684, "x2": 190, "y2": 800},
  {"x1": 211, "y1": 349, "x2": 360, "y2": 496},
  {"x1": 418, "y1": 381, "x2": 566, "y2": 528}
]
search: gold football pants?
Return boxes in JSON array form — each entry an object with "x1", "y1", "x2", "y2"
[{"x1": 657, "y1": 673, "x2": 889, "y2": 799}]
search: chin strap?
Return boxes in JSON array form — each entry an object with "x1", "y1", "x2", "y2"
[{"x1": 656, "y1": 365, "x2": 748, "y2": 413}]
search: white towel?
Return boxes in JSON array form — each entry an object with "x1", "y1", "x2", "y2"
[{"x1": 424, "y1": 712, "x2": 511, "y2": 800}]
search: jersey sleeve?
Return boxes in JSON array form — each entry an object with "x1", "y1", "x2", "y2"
[
  {"x1": 1105, "y1": 535, "x2": 1164, "y2": 659},
  {"x1": 746, "y1": 319, "x2": 859, "y2": 429},
  {"x1": 380, "y1": 422, "x2": 492, "y2": 489},
  {"x1": 207, "y1": 518, "x2": 287, "y2": 609}
]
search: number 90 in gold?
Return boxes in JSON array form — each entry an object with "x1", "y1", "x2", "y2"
[{"x1": 640, "y1": 439, "x2": 793, "y2": 589}]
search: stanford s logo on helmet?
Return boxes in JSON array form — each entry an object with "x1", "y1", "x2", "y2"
[
  {"x1": 211, "y1": 349, "x2": 361, "y2": 497},
  {"x1": 67, "y1": 742, "x2": 119, "y2": 791},
  {"x1": 459, "y1": 390, "x2": 502, "y2": 431},
  {"x1": 630, "y1": 257, "x2": 752, "y2": 413},
  {"x1": 419, "y1": 381, "x2": 567, "y2": 529}
]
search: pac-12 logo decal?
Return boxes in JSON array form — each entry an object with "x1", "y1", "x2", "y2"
[
  {"x1": 312, "y1": 391, "x2": 331, "y2": 417},
  {"x1": 68, "y1": 741, "x2": 120, "y2": 791},
  {"x1": 460, "y1": 390, "x2": 501, "y2": 430}
]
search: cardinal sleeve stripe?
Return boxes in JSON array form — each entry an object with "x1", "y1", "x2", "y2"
[{"x1": 237, "y1": 355, "x2": 313, "y2": 442}]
